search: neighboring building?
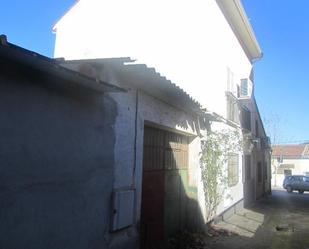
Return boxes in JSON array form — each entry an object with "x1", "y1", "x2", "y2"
[
  {"x1": 240, "y1": 97, "x2": 271, "y2": 205},
  {"x1": 272, "y1": 144, "x2": 309, "y2": 187}
]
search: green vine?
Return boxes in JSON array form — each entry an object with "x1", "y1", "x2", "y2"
[{"x1": 200, "y1": 129, "x2": 242, "y2": 221}]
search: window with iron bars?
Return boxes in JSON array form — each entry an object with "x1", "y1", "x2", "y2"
[
  {"x1": 228, "y1": 153, "x2": 239, "y2": 187},
  {"x1": 226, "y1": 93, "x2": 240, "y2": 124}
]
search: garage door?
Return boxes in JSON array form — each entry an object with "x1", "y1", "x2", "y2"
[{"x1": 140, "y1": 126, "x2": 189, "y2": 248}]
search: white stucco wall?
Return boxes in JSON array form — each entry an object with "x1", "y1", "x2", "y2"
[{"x1": 53, "y1": 0, "x2": 253, "y2": 118}]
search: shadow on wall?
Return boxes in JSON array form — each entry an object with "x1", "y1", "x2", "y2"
[
  {"x1": 140, "y1": 126, "x2": 205, "y2": 249},
  {"x1": 0, "y1": 66, "x2": 118, "y2": 249}
]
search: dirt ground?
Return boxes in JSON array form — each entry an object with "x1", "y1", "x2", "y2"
[{"x1": 204, "y1": 188, "x2": 309, "y2": 249}]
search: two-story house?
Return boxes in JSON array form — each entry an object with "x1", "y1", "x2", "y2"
[{"x1": 51, "y1": 0, "x2": 271, "y2": 248}]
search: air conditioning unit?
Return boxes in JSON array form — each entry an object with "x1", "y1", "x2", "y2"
[{"x1": 239, "y1": 78, "x2": 253, "y2": 99}]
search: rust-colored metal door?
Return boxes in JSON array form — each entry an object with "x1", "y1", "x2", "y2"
[{"x1": 140, "y1": 126, "x2": 188, "y2": 248}]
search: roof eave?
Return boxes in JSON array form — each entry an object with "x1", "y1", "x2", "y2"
[
  {"x1": 62, "y1": 59, "x2": 219, "y2": 121},
  {"x1": 216, "y1": 0, "x2": 262, "y2": 62}
]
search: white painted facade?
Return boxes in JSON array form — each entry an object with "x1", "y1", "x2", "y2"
[
  {"x1": 53, "y1": 0, "x2": 265, "y2": 236},
  {"x1": 53, "y1": 0, "x2": 260, "y2": 117}
]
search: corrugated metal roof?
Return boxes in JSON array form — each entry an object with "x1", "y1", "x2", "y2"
[
  {"x1": 63, "y1": 58, "x2": 215, "y2": 119},
  {"x1": 122, "y1": 63, "x2": 202, "y2": 114}
]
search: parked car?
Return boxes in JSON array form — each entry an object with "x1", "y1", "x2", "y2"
[{"x1": 283, "y1": 175, "x2": 309, "y2": 193}]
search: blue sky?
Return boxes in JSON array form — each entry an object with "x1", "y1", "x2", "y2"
[
  {"x1": 0, "y1": 0, "x2": 74, "y2": 56},
  {"x1": 1, "y1": 0, "x2": 307, "y2": 144},
  {"x1": 243, "y1": 0, "x2": 309, "y2": 143}
]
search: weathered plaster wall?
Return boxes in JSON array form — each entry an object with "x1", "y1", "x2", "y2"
[
  {"x1": 92, "y1": 61, "x2": 247, "y2": 229},
  {"x1": 108, "y1": 87, "x2": 202, "y2": 212},
  {"x1": 110, "y1": 86, "x2": 246, "y2": 233},
  {"x1": 0, "y1": 69, "x2": 117, "y2": 249},
  {"x1": 96, "y1": 64, "x2": 207, "y2": 245}
]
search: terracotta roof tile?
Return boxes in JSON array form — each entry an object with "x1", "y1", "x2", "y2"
[
  {"x1": 302, "y1": 145, "x2": 309, "y2": 156},
  {"x1": 272, "y1": 144, "x2": 307, "y2": 157}
]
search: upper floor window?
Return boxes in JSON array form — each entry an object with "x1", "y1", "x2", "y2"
[{"x1": 226, "y1": 93, "x2": 240, "y2": 124}]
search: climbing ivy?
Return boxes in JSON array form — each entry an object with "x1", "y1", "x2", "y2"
[{"x1": 200, "y1": 129, "x2": 242, "y2": 221}]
